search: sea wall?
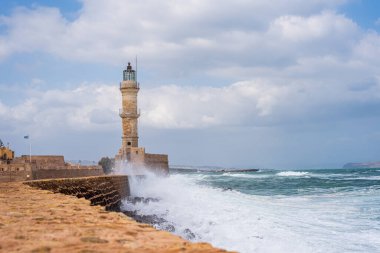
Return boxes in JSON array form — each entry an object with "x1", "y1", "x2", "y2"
[
  {"x1": 32, "y1": 168, "x2": 103, "y2": 180},
  {"x1": 0, "y1": 167, "x2": 103, "y2": 182},
  {"x1": 20, "y1": 155, "x2": 66, "y2": 166},
  {"x1": 0, "y1": 162, "x2": 32, "y2": 182},
  {"x1": 25, "y1": 175, "x2": 130, "y2": 211},
  {"x1": 0, "y1": 180, "x2": 231, "y2": 252},
  {"x1": 145, "y1": 153, "x2": 169, "y2": 173},
  {"x1": 0, "y1": 170, "x2": 31, "y2": 183},
  {"x1": 0, "y1": 155, "x2": 104, "y2": 182}
]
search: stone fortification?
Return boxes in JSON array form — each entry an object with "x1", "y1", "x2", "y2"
[
  {"x1": 31, "y1": 168, "x2": 103, "y2": 180},
  {"x1": 25, "y1": 175, "x2": 129, "y2": 211},
  {"x1": 145, "y1": 153, "x2": 169, "y2": 173},
  {"x1": 18, "y1": 155, "x2": 100, "y2": 171},
  {"x1": 0, "y1": 158, "x2": 32, "y2": 182},
  {"x1": 0, "y1": 177, "x2": 232, "y2": 253},
  {"x1": 0, "y1": 170, "x2": 31, "y2": 183},
  {"x1": 19, "y1": 155, "x2": 66, "y2": 168},
  {"x1": 0, "y1": 155, "x2": 103, "y2": 182}
]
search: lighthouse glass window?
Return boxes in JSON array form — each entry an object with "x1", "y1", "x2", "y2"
[{"x1": 124, "y1": 71, "x2": 135, "y2": 81}]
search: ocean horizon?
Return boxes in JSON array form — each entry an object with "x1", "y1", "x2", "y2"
[{"x1": 121, "y1": 166, "x2": 380, "y2": 253}]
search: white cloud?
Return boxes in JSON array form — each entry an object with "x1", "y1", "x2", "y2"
[
  {"x1": 353, "y1": 32, "x2": 380, "y2": 65},
  {"x1": 0, "y1": 100, "x2": 8, "y2": 115},
  {"x1": 376, "y1": 18, "x2": 380, "y2": 26},
  {"x1": 141, "y1": 77, "x2": 380, "y2": 128},
  {"x1": 1, "y1": 1, "x2": 380, "y2": 134},
  {"x1": 268, "y1": 11, "x2": 359, "y2": 44},
  {"x1": 1, "y1": 7, "x2": 67, "y2": 54},
  {"x1": 2, "y1": 75, "x2": 379, "y2": 135},
  {"x1": 0, "y1": 1, "x2": 358, "y2": 69},
  {"x1": 0, "y1": 1, "x2": 378, "y2": 98},
  {"x1": 0, "y1": 84, "x2": 120, "y2": 136}
]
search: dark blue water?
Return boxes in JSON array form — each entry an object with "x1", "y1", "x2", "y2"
[{"x1": 183, "y1": 168, "x2": 380, "y2": 196}]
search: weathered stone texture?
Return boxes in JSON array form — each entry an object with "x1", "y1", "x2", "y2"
[
  {"x1": 0, "y1": 170, "x2": 31, "y2": 182},
  {"x1": 116, "y1": 65, "x2": 169, "y2": 173},
  {"x1": 25, "y1": 176, "x2": 129, "y2": 211},
  {"x1": 0, "y1": 155, "x2": 104, "y2": 182},
  {"x1": 0, "y1": 179, "x2": 233, "y2": 253},
  {"x1": 32, "y1": 168, "x2": 103, "y2": 180},
  {"x1": 145, "y1": 153, "x2": 169, "y2": 173},
  {"x1": 20, "y1": 155, "x2": 66, "y2": 166}
]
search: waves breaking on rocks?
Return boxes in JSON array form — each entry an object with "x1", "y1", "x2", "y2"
[{"x1": 120, "y1": 168, "x2": 380, "y2": 253}]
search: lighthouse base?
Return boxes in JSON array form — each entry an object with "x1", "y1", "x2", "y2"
[{"x1": 115, "y1": 147, "x2": 169, "y2": 175}]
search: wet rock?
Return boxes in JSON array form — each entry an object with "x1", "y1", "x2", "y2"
[
  {"x1": 183, "y1": 228, "x2": 196, "y2": 240},
  {"x1": 161, "y1": 223, "x2": 176, "y2": 232},
  {"x1": 125, "y1": 196, "x2": 160, "y2": 204},
  {"x1": 123, "y1": 211, "x2": 166, "y2": 225}
]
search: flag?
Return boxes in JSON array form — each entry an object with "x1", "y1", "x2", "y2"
[{"x1": 24, "y1": 135, "x2": 29, "y2": 139}]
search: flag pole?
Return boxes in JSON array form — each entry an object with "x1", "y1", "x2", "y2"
[
  {"x1": 25, "y1": 135, "x2": 31, "y2": 163},
  {"x1": 29, "y1": 137, "x2": 32, "y2": 163}
]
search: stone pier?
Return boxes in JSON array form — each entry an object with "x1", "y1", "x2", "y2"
[
  {"x1": 25, "y1": 175, "x2": 130, "y2": 211},
  {"x1": 0, "y1": 176, "x2": 233, "y2": 253}
]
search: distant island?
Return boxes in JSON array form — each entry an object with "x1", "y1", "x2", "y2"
[{"x1": 343, "y1": 162, "x2": 380, "y2": 169}]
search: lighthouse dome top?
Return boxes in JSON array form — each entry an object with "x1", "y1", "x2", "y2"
[
  {"x1": 126, "y1": 62, "x2": 134, "y2": 71},
  {"x1": 123, "y1": 62, "x2": 136, "y2": 81}
]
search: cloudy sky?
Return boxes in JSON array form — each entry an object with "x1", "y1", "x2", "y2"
[{"x1": 1, "y1": 0, "x2": 380, "y2": 169}]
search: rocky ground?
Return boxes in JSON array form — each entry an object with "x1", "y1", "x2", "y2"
[{"x1": 0, "y1": 182, "x2": 234, "y2": 253}]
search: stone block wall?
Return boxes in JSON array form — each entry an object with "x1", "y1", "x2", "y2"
[
  {"x1": 129, "y1": 147, "x2": 146, "y2": 166},
  {"x1": 25, "y1": 175, "x2": 130, "y2": 211},
  {"x1": 144, "y1": 153, "x2": 169, "y2": 174},
  {"x1": 32, "y1": 168, "x2": 104, "y2": 180},
  {"x1": 0, "y1": 163, "x2": 31, "y2": 172},
  {"x1": 20, "y1": 155, "x2": 66, "y2": 167},
  {"x1": 0, "y1": 155, "x2": 104, "y2": 182},
  {"x1": 0, "y1": 170, "x2": 31, "y2": 183},
  {"x1": 0, "y1": 163, "x2": 32, "y2": 182}
]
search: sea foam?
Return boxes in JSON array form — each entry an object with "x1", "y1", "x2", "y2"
[
  {"x1": 121, "y1": 171, "x2": 380, "y2": 253},
  {"x1": 276, "y1": 171, "x2": 309, "y2": 177},
  {"x1": 222, "y1": 173, "x2": 269, "y2": 179}
]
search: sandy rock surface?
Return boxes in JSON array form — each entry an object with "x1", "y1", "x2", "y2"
[{"x1": 0, "y1": 182, "x2": 233, "y2": 253}]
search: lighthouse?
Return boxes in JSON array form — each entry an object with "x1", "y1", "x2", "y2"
[
  {"x1": 115, "y1": 62, "x2": 169, "y2": 173},
  {"x1": 120, "y1": 62, "x2": 139, "y2": 148},
  {"x1": 116, "y1": 62, "x2": 142, "y2": 162}
]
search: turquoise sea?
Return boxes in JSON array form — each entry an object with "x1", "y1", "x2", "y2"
[{"x1": 122, "y1": 167, "x2": 380, "y2": 253}]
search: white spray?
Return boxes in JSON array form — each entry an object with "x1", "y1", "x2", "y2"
[{"x1": 119, "y1": 171, "x2": 380, "y2": 253}]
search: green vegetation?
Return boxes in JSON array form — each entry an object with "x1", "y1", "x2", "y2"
[{"x1": 98, "y1": 157, "x2": 115, "y2": 174}]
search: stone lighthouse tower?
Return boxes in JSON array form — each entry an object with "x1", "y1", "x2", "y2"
[
  {"x1": 116, "y1": 62, "x2": 140, "y2": 161},
  {"x1": 115, "y1": 62, "x2": 169, "y2": 173}
]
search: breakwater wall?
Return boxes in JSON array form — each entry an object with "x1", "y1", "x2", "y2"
[
  {"x1": 0, "y1": 170, "x2": 30, "y2": 183},
  {"x1": 0, "y1": 167, "x2": 104, "y2": 182},
  {"x1": 32, "y1": 168, "x2": 104, "y2": 180},
  {"x1": 1, "y1": 180, "x2": 231, "y2": 252},
  {"x1": 25, "y1": 175, "x2": 129, "y2": 211}
]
